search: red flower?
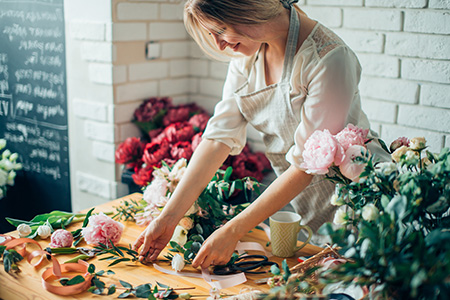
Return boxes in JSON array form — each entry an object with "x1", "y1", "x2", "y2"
[
  {"x1": 170, "y1": 141, "x2": 193, "y2": 161},
  {"x1": 133, "y1": 97, "x2": 171, "y2": 123},
  {"x1": 142, "y1": 139, "x2": 170, "y2": 166},
  {"x1": 231, "y1": 153, "x2": 264, "y2": 181},
  {"x1": 189, "y1": 113, "x2": 210, "y2": 132},
  {"x1": 149, "y1": 128, "x2": 163, "y2": 140},
  {"x1": 163, "y1": 122, "x2": 195, "y2": 143},
  {"x1": 115, "y1": 137, "x2": 145, "y2": 169},
  {"x1": 132, "y1": 163, "x2": 161, "y2": 186},
  {"x1": 254, "y1": 152, "x2": 272, "y2": 172},
  {"x1": 163, "y1": 106, "x2": 191, "y2": 126},
  {"x1": 191, "y1": 132, "x2": 203, "y2": 152}
]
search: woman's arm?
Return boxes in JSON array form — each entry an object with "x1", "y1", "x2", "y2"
[
  {"x1": 192, "y1": 165, "x2": 313, "y2": 268},
  {"x1": 133, "y1": 138, "x2": 231, "y2": 261}
]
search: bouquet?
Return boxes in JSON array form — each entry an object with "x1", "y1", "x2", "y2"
[
  {"x1": 264, "y1": 125, "x2": 450, "y2": 300},
  {"x1": 0, "y1": 139, "x2": 22, "y2": 200},
  {"x1": 115, "y1": 97, "x2": 272, "y2": 187}
]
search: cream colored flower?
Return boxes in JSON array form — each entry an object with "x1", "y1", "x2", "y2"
[
  {"x1": 333, "y1": 206, "x2": 349, "y2": 225},
  {"x1": 179, "y1": 216, "x2": 194, "y2": 230},
  {"x1": 391, "y1": 146, "x2": 410, "y2": 163},
  {"x1": 171, "y1": 253, "x2": 185, "y2": 272},
  {"x1": 409, "y1": 137, "x2": 426, "y2": 150},
  {"x1": 37, "y1": 225, "x2": 52, "y2": 239},
  {"x1": 330, "y1": 194, "x2": 344, "y2": 206},
  {"x1": 377, "y1": 162, "x2": 397, "y2": 176},
  {"x1": 185, "y1": 202, "x2": 199, "y2": 215},
  {"x1": 170, "y1": 225, "x2": 188, "y2": 247},
  {"x1": 362, "y1": 204, "x2": 379, "y2": 221},
  {"x1": 17, "y1": 224, "x2": 32, "y2": 237}
]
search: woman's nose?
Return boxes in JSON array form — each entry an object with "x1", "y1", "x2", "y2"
[{"x1": 211, "y1": 33, "x2": 227, "y2": 51}]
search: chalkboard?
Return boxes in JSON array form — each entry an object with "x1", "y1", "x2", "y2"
[{"x1": 0, "y1": 0, "x2": 71, "y2": 233}]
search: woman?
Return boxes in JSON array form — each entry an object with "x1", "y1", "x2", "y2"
[{"x1": 133, "y1": 0, "x2": 388, "y2": 268}]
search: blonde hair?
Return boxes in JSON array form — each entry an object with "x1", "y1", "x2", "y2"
[{"x1": 184, "y1": 0, "x2": 305, "y2": 61}]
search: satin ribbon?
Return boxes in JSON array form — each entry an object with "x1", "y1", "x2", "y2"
[{"x1": 1, "y1": 234, "x2": 93, "y2": 296}]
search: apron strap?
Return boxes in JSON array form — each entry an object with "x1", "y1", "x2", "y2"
[{"x1": 281, "y1": 9, "x2": 300, "y2": 83}]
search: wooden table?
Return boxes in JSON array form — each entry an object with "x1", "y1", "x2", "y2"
[{"x1": 0, "y1": 193, "x2": 323, "y2": 300}]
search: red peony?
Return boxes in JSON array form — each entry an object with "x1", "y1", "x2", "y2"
[
  {"x1": 254, "y1": 152, "x2": 272, "y2": 172},
  {"x1": 115, "y1": 137, "x2": 145, "y2": 169},
  {"x1": 188, "y1": 113, "x2": 210, "y2": 132},
  {"x1": 132, "y1": 162, "x2": 161, "y2": 186},
  {"x1": 231, "y1": 153, "x2": 264, "y2": 181},
  {"x1": 149, "y1": 128, "x2": 163, "y2": 140},
  {"x1": 163, "y1": 106, "x2": 191, "y2": 126},
  {"x1": 142, "y1": 139, "x2": 170, "y2": 166},
  {"x1": 191, "y1": 132, "x2": 203, "y2": 152},
  {"x1": 133, "y1": 97, "x2": 171, "y2": 123},
  {"x1": 170, "y1": 141, "x2": 193, "y2": 161},
  {"x1": 163, "y1": 122, "x2": 195, "y2": 143}
]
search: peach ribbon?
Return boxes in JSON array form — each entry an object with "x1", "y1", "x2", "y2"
[{"x1": 1, "y1": 234, "x2": 93, "y2": 296}]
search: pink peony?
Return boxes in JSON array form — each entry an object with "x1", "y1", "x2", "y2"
[
  {"x1": 339, "y1": 145, "x2": 368, "y2": 182},
  {"x1": 82, "y1": 213, "x2": 124, "y2": 247},
  {"x1": 49, "y1": 229, "x2": 74, "y2": 248},
  {"x1": 335, "y1": 124, "x2": 369, "y2": 151},
  {"x1": 300, "y1": 129, "x2": 345, "y2": 175}
]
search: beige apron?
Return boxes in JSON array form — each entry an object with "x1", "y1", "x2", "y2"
[{"x1": 234, "y1": 9, "x2": 337, "y2": 242}]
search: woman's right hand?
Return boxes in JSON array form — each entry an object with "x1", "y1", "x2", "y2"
[{"x1": 132, "y1": 217, "x2": 176, "y2": 262}]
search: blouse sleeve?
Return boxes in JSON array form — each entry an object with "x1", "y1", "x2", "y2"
[
  {"x1": 202, "y1": 58, "x2": 249, "y2": 155},
  {"x1": 286, "y1": 46, "x2": 363, "y2": 169}
]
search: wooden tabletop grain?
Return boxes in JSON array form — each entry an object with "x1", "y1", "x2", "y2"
[{"x1": 0, "y1": 193, "x2": 323, "y2": 300}]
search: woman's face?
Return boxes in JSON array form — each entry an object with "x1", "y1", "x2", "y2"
[{"x1": 202, "y1": 20, "x2": 263, "y2": 56}]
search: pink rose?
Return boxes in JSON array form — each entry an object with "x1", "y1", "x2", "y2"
[
  {"x1": 339, "y1": 145, "x2": 368, "y2": 182},
  {"x1": 335, "y1": 124, "x2": 369, "y2": 151},
  {"x1": 188, "y1": 113, "x2": 210, "y2": 132},
  {"x1": 49, "y1": 229, "x2": 74, "y2": 248},
  {"x1": 82, "y1": 213, "x2": 124, "y2": 247},
  {"x1": 300, "y1": 129, "x2": 345, "y2": 175}
]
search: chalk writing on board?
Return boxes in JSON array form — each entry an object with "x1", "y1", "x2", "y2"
[{"x1": 0, "y1": 0, "x2": 70, "y2": 214}]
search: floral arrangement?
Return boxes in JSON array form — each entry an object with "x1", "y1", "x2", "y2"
[
  {"x1": 115, "y1": 97, "x2": 272, "y2": 187},
  {"x1": 264, "y1": 124, "x2": 450, "y2": 300},
  {"x1": 114, "y1": 157, "x2": 262, "y2": 271},
  {"x1": 0, "y1": 139, "x2": 22, "y2": 200}
]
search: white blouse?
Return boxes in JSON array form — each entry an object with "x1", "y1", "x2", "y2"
[{"x1": 203, "y1": 23, "x2": 387, "y2": 169}]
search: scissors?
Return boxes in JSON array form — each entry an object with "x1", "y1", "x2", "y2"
[{"x1": 213, "y1": 254, "x2": 278, "y2": 275}]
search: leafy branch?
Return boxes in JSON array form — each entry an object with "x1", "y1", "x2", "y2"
[
  {"x1": 0, "y1": 245, "x2": 23, "y2": 274},
  {"x1": 95, "y1": 240, "x2": 140, "y2": 267},
  {"x1": 113, "y1": 198, "x2": 147, "y2": 222}
]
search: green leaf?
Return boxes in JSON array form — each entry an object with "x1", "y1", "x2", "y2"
[
  {"x1": 107, "y1": 270, "x2": 116, "y2": 275},
  {"x1": 108, "y1": 284, "x2": 116, "y2": 295},
  {"x1": 377, "y1": 138, "x2": 390, "y2": 154},
  {"x1": 195, "y1": 223, "x2": 203, "y2": 235},
  {"x1": 270, "y1": 264, "x2": 280, "y2": 275},
  {"x1": 191, "y1": 242, "x2": 202, "y2": 254},
  {"x1": 93, "y1": 278, "x2": 106, "y2": 289},
  {"x1": 147, "y1": 293, "x2": 157, "y2": 300},
  {"x1": 82, "y1": 208, "x2": 95, "y2": 228},
  {"x1": 66, "y1": 275, "x2": 85, "y2": 286},
  {"x1": 135, "y1": 283, "x2": 152, "y2": 298},
  {"x1": 96, "y1": 270, "x2": 105, "y2": 276},
  {"x1": 88, "y1": 264, "x2": 95, "y2": 274},
  {"x1": 108, "y1": 258, "x2": 131, "y2": 267},
  {"x1": 118, "y1": 291, "x2": 132, "y2": 298},
  {"x1": 190, "y1": 234, "x2": 204, "y2": 243},
  {"x1": 120, "y1": 280, "x2": 133, "y2": 289},
  {"x1": 224, "y1": 166, "x2": 233, "y2": 182}
]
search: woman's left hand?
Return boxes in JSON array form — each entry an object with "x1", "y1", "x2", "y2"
[{"x1": 191, "y1": 226, "x2": 241, "y2": 269}]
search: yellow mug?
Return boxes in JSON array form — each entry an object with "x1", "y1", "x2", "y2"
[{"x1": 270, "y1": 211, "x2": 313, "y2": 258}]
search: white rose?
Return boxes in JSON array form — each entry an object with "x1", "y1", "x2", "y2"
[
  {"x1": 330, "y1": 194, "x2": 344, "y2": 206},
  {"x1": 0, "y1": 159, "x2": 13, "y2": 171},
  {"x1": 333, "y1": 206, "x2": 349, "y2": 225},
  {"x1": 377, "y1": 162, "x2": 397, "y2": 176},
  {"x1": 17, "y1": 224, "x2": 32, "y2": 237},
  {"x1": 171, "y1": 253, "x2": 185, "y2": 272},
  {"x1": 179, "y1": 216, "x2": 194, "y2": 230},
  {"x1": 362, "y1": 204, "x2": 379, "y2": 221},
  {"x1": 170, "y1": 225, "x2": 188, "y2": 247},
  {"x1": 37, "y1": 225, "x2": 52, "y2": 239}
]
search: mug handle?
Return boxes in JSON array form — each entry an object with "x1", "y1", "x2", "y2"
[{"x1": 294, "y1": 224, "x2": 313, "y2": 252}]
